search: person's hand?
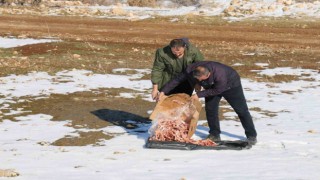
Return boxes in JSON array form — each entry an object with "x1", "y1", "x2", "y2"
[
  {"x1": 157, "y1": 92, "x2": 166, "y2": 102},
  {"x1": 151, "y1": 89, "x2": 159, "y2": 101},
  {"x1": 194, "y1": 84, "x2": 201, "y2": 92},
  {"x1": 191, "y1": 94, "x2": 199, "y2": 102}
]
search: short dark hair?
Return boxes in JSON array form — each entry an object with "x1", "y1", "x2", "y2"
[
  {"x1": 169, "y1": 39, "x2": 186, "y2": 48},
  {"x1": 193, "y1": 66, "x2": 210, "y2": 78}
]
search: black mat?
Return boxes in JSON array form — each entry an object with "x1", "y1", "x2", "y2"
[{"x1": 146, "y1": 139, "x2": 252, "y2": 150}]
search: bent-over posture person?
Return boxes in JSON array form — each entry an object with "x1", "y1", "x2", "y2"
[
  {"x1": 159, "y1": 61, "x2": 258, "y2": 145},
  {"x1": 151, "y1": 38, "x2": 204, "y2": 101}
]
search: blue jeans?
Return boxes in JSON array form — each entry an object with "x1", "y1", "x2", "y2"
[{"x1": 205, "y1": 85, "x2": 257, "y2": 138}]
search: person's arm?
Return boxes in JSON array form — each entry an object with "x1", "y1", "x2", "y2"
[
  {"x1": 196, "y1": 69, "x2": 229, "y2": 98},
  {"x1": 158, "y1": 72, "x2": 188, "y2": 101},
  {"x1": 151, "y1": 49, "x2": 165, "y2": 100},
  {"x1": 161, "y1": 71, "x2": 188, "y2": 95},
  {"x1": 151, "y1": 84, "x2": 159, "y2": 100}
]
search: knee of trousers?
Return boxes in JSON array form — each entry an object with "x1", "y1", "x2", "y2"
[
  {"x1": 235, "y1": 108, "x2": 250, "y2": 117},
  {"x1": 205, "y1": 104, "x2": 218, "y2": 112}
]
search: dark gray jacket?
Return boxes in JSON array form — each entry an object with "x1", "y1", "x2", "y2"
[{"x1": 161, "y1": 61, "x2": 241, "y2": 98}]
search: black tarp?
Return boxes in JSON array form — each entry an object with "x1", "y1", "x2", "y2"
[{"x1": 146, "y1": 139, "x2": 252, "y2": 150}]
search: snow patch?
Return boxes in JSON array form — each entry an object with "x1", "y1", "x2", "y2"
[
  {"x1": 0, "y1": 67, "x2": 319, "y2": 179},
  {"x1": 0, "y1": 37, "x2": 60, "y2": 48}
]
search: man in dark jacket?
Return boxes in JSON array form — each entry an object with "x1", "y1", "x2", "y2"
[
  {"x1": 159, "y1": 61, "x2": 258, "y2": 145},
  {"x1": 151, "y1": 38, "x2": 204, "y2": 101}
]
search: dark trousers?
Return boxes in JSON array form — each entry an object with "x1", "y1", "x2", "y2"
[
  {"x1": 167, "y1": 80, "x2": 193, "y2": 96},
  {"x1": 205, "y1": 85, "x2": 257, "y2": 138}
]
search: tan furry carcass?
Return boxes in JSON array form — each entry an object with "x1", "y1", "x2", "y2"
[{"x1": 149, "y1": 93, "x2": 202, "y2": 138}]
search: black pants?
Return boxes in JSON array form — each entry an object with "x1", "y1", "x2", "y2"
[
  {"x1": 167, "y1": 80, "x2": 193, "y2": 96},
  {"x1": 205, "y1": 85, "x2": 257, "y2": 138}
]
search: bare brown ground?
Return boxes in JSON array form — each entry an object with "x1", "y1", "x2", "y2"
[
  {"x1": 0, "y1": 15, "x2": 319, "y2": 75},
  {"x1": 0, "y1": 14, "x2": 319, "y2": 145}
]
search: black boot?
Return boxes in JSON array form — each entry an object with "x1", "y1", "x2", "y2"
[
  {"x1": 247, "y1": 136, "x2": 257, "y2": 145},
  {"x1": 206, "y1": 134, "x2": 221, "y2": 142}
]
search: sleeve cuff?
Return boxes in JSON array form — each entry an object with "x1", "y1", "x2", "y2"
[{"x1": 196, "y1": 91, "x2": 205, "y2": 98}]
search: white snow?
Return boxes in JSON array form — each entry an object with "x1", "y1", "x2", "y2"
[
  {"x1": 80, "y1": 0, "x2": 320, "y2": 20},
  {"x1": 255, "y1": 63, "x2": 269, "y2": 67},
  {"x1": 0, "y1": 1, "x2": 319, "y2": 21},
  {"x1": 258, "y1": 67, "x2": 318, "y2": 76},
  {"x1": 232, "y1": 63, "x2": 244, "y2": 66},
  {"x1": 0, "y1": 37, "x2": 60, "y2": 48},
  {"x1": 0, "y1": 66, "x2": 320, "y2": 179},
  {"x1": 0, "y1": 69, "x2": 150, "y2": 98}
]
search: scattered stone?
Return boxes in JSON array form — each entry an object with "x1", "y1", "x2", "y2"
[
  {"x1": 296, "y1": 3, "x2": 305, "y2": 8},
  {"x1": 109, "y1": 6, "x2": 127, "y2": 16},
  {"x1": 0, "y1": 169, "x2": 19, "y2": 177},
  {"x1": 307, "y1": 130, "x2": 317, "y2": 133},
  {"x1": 268, "y1": 4, "x2": 276, "y2": 11},
  {"x1": 230, "y1": 0, "x2": 240, "y2": 6},
  {"x1": 132, "y1": 48, "x2": 139, "y2": 52},
  {"x1": 283, "y1": 6, "x2": 290, "y2": 12},
  {"x1": 58, "y1": 147, "x2": 68, "y2": 152},
  {"x1": 284, "y1": 0, "x2": 292, "y2": 6},
  {"x1": 277, "y1": 0, "x2": 284, "y2": 3},
  {"x1": 113, "y1": 151, "x2": 125, "y2": 155},
  {"x1": 307, "y1": 3, "x2": 313, "y2": 8},
  {"x1": 224, "y1": 6, "x2": 236, "y2": 16},
  {"x1": 18, "y1": 35, "x2": 27, "y2": 38},
  {"x1": 73, "y1": 54, "x2": 81, "y2": 58},
  {"x1": 226, "y1": 6, "x2": 235, "y2": 13},
  {"x1": 250, "y1": 5, "x2": 257, "y2": 13},
  {"x1": 105, "y1": 157, "x2": 117, "y2": 160},
  {"x1": 38, "y1": 141, "x2": 50, "y2": 146}
]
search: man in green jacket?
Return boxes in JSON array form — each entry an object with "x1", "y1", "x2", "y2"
[{"x1": 151, "y1": 38, "x2": 204, "y2": 101}]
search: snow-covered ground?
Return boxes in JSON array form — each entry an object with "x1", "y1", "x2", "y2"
[
  {"x1": 1, "y1": 0, "x2": 320, "y2": 21},
  {"x1": 1, "y1": 38, "x2": 320, "y2": 179},
  {"x1": 98, "y1": 0, "x2": 320, "y2": 20},
  {"x1": 0, "y1": 64, "x2": 319, "y2": 179},
  {"x1": 0, "y1": 37, "x2": 60, "y2": 49}
]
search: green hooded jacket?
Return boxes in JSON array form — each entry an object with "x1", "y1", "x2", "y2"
[{"x1": 151, "y1": 43, "x2": 204, "y2": 90}]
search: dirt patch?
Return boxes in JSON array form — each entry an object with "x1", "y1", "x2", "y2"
[
  {"x1": 127, "y1": 0, "x2": 156, "y2": 7},
  {"x1": 14, "y1": 42, "x2": 66, "y2": 56},
  {"x1": 250, "y1": 107, "x2": 278, "y2": 118},
  {"x1": 3, "y1": 88, "x2": 155, "y2": 145},
  {"x1": 258, "y1": 74, "x2": 301, "y2": 83},
  {"x1": 0, "y1": 15, "x2": 319, "y2": 80},
  {"x1": 7, "y1": 89, "x2": 154, "y2": 129},
  {"x1": 52, "y1": 130, "x2": 113, "y2": 146}
]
